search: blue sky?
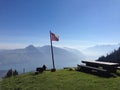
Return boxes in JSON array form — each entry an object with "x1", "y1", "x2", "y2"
[{"x1": 0, "y1": 0, "x2": 120, "y2": 49}]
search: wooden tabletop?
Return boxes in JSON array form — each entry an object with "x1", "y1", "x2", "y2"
[{"x1": 82, "y1": 60, "x2": 119, "y2": 66}]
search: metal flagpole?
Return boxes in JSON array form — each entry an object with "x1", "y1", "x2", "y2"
[{"x1": 50, "y1": 31, "x2": 56, "y2": 71}]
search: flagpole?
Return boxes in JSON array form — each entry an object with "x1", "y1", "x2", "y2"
[{"x1": 50, "y1": 31, "x2": 56, "y2": 71}]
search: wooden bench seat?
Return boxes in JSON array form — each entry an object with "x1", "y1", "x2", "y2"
[
  {"x1": 77, "y1": 64, "x2": 111, "y2": 77},
  {"x1": 77, "y1": 64, "x2": 107, "y2": 72}
]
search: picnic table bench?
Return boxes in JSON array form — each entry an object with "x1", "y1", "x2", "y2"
[
  {"x1": 77, "y1": 64, "x2": 110, "y2": 76},
  {"x1": 77, "y1": 64, "x2": 107, "y2": 72},
  {"x1": 77, "y1": 60, "x2": 120, "y2": 74},
  {"x1": 82, "y1": 60, "x2": 119, "y2": 73}
]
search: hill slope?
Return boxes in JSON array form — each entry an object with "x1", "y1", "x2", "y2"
[
  {"x1": 1, "y1": 70, "x2": 120, "y2": 90},
  {"x1": 97, "y1": 47, "x2": 120, "y2": 63}
]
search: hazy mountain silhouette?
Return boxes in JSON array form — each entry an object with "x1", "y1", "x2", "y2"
[
  {"x1": 83, "y1": 44, "x2": 120, "y2": 60},
  {"x1": 0, "y1": 45, "x2": 85, "y2": 73}
]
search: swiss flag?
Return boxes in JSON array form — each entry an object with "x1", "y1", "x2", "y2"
[{"x1": 50, "y1": 32, "x2": 59, "y2": 41}]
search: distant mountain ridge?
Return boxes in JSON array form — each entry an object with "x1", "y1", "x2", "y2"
[
  {"x1": 84, "y1": 44, "x2": 120, "y2": 55},
  {"x1": 1, "y1": 43, "x2": 119, "y2": 78},
  {"x1": 0, "y1": 45, "x2": 85, "y2": 73},
  {"x1": 82, "y1": 44, "x2": 120, "y2": 60}
]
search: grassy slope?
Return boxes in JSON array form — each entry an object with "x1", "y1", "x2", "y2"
[{"x1": 0, "y1": 69, "x2": 120, "y2": 90}]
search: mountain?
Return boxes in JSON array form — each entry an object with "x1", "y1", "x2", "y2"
[
  {"x1": 82, "y1": 44, "x2": 120, "y2": 60},
  {"x1": 0, "y1": 45, "x2": 85, "y2": 74},
  {"x1": 37, "y1": 45, "x2": 85, "y2": 68},
  {"x1": 97, "y1": 47, "x2": 120, "y2": 63},
  {"x1": 0, "y1": 45, "x2": 42, "y2": 65}
]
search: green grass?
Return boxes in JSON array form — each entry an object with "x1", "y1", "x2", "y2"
[{"x1": 1, "y1": 69, "x2": 120, "y2": 90}]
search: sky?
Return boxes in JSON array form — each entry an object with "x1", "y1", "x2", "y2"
[{"x1": 0, "y1": 0, "x2": 120, "y2": 49}]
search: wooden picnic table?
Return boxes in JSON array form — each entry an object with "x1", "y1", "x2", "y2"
[{"x1": 82, "y1": 60, "x2": 120, "y2": 73}]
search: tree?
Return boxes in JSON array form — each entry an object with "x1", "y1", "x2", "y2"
[
  {"x1": 97, "y1": 47, "x2": 120, "y2": 63},
  {"x1": 5, "y1": 69, "x2": 18, "y2": 78},
  {"x1": 13, "y1": 70, "x2": 18, "y2": 76},
  {"x1": 5, "y1": 69, "x2": 13, "y2": 78}
]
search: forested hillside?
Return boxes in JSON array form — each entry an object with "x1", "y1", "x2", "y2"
[{"x1": 97, "y1": 47, "x2": 120, "y2": 63}]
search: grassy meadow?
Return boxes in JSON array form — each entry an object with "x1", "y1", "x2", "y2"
[{"x1": 0, "y1": 69, "x2": 120, "y2": 90}]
